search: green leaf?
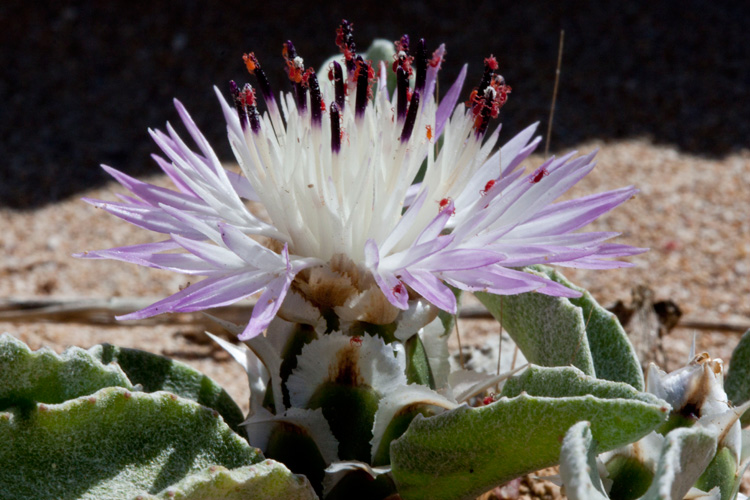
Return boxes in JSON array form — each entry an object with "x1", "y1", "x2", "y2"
[
  {"x1": 404, "y1": 334, "x2": 435, "y2": 388},
  {"x1": 307, "y1": 383, "x2": 380, "y2": 463},
  {"x1": 264, "y1": 419, "x2": 330, "y2": 495},
  {"x1": 641, "y1": 426, "x2": 718, "y2": 500},
  {"x1": 537, "y1": 266, "x2": 644, "y2": 390},
  {"x1": 438, "y1": 287, "x2": 462, "y2": 337},
  {"x1": 0, "y1": 333, "x2": 133, "y2": 410},
  {"x1": 136, "y1": 460, "x2": 317, "y2": 500},
  {"x1": 559, "y1": 421, "x2": 609, "y2": 500},
  {"x1": 390, "y1": 387, "x2": 667, "y2": 500},
  {"x1": 725, "y1": 329, "x2": 750, "y2": 426},
  {"x1": 500, "y1": 365, "x2": 660, "y2": 406},
  {"x1": 606, "y1": 455, "x2": 654, "y2": 500},
  {"x1": 477, "y1": 266, "x2": 644, "y2": 390},
  {"x1": 89, "y1": 343, "x2": 245, "y2": 433},
  {"x1": 0, "y1": 386, "x2": 263, "y2": 500},
  {"x1": 476, "y1": 280, "x2": 596, "y2": 377},
  {"x1": 695, "y1": 447, "x2": 737, "y2": 500}
]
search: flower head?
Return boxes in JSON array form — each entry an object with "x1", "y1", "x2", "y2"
[{"x1": 79, "y1": 22, "x2": 644, "y2": 340}]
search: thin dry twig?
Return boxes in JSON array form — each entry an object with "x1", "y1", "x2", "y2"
[
  {"x1": 0, "y1": 298, "x2": 746, "y2": 334},
  {"x1": 544, "y1": 30, "x2": 565, "y2": 158}
]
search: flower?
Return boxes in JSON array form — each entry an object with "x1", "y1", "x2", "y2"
[{"x1": 79, "y1": 22, "x2": 644, "y2": 340}]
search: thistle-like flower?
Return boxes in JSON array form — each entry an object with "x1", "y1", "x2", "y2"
[{"x1": 79, "y1": 22, "x2": 644, "y2": 340}]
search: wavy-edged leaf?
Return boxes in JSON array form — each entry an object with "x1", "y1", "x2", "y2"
[
  {"x1": 501, "y1": 365, "x2": 660, "y2": 406},
  {"x1": 0, "y1": 387, "x2": 263, "y2": 500},
  {"x1": 476, "y1": 280, "x2": 596, "y2": 377},
  {"x1": 89, "y1": 343, "x2": 244, "y2": 433},
  {"x1": 725, "y1": 329, "x2": 750, "y2": 426},
  {"x1": 0, "y1": 333, "x2": 133, "y2": 410},
  {"x1": 135, "y1": 460, "x2": 316, "y2": 499},
  {"x1": 391, "y1": 387, "x2": 668, "y2": 500},
  {"x1": 533, "y1": 265, "x2": 643, "y2": 390},
  {"x1": 560, "y1": 421, "x2": 609, "y2": 500},
  {"x1": 477, "y1": 265, "x2": 644, "y2": 390}
]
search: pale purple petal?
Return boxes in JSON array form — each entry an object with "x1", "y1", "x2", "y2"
[
  {"x1": 442, "y1": 266, "x2": 542, "y2": 295},
  {"x1": 117, "y1": 270, "x2": 263, "y2": 320},
  {"x1": 239, "y1": 246, "x2": 295, "y2": 340},
  {"x1": 416, "y1": 200, "x2": 454, "y2": 245},
  {"x1": 101, "y1": 165, "x2": 208, "y2": 212},
  {"x1": 400, "y1": 268, "x2": 456, "y2": 313},
  {"x1": 506, "y1": 187, "x2": 637, "y2": 238},
  {"x1": 417, "y1": 248, "x2": 506, "y2": 272},
  {"x1": 82, "y1": 198, "x2": 205, "y2": 239},
  {"x1": 365, "y1": 239, "x2": 409, "y2": 310},
  {"x1": 381, "y1": 235, "x2": 454, "y2": 271},
  {"x1": 225, "y1": 169, "x2": 258, "y2": 201},
  {"x1": 435, "y1": 64, "x2": 467, "y2": 137},
  {"x1": 218, "y1": 222, "x2": 287, "y2": 269},
  {"x1": 171, "y1": 233, "x2": 247, "y2": 270},
  {"x1": 423, "y1": 44, "x2": 445, "y2": 102},
  {"x1": 152, "y1": 154, "x2": 198, "y2": 197},
  {"x1": 75, "y1": 240, "x2": 180, "y2": 265}
]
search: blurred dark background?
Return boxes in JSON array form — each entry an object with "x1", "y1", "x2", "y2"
[{"x1": 1, "y1": 1, "x2": 748, "y2": 209}]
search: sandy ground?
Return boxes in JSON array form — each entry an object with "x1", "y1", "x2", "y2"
[{"x1": 2, "y1": 138, "x2": 749, "y2": 497}]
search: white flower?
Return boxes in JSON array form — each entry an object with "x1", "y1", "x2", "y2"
[{"x1": 79, "y1": 23, "x2": 643, "y2": 340}]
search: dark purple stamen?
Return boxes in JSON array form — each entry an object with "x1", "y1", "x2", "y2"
[
  {"x1": 330, "y1": 102, "x2": 341, "y2": 153},
  {"x1": 399, "y1": 34, "x2": 410, "y2": 51},
  {"x1": 332, "y1": 61, "x2": 345, "y2": 112},
  {"x1": 400, "y1": 91, "x2": 420, "y2": 143},
  {"x1": 308, "y1": 72, "x2": 322, "y2": 127},
  {"x1": 229, "y1": 81, "x2": 248, "y2": 129},
  {"x1": 283, "y1": 40, "x2": 308, "y2": 113},
  {"x1": 396, "y1": 67, "x2": 409, "y2": 121},
  {"x1": 244, "y1": 84, "x2": 261, "y2": 133},
  {"x1": 253, "y1": 66, "x2": 274, "y2": 109},
  {"x1": 284, "y1": 40, "x2": 298, "y2": 58},
  {"x1": 415, "y1": 38, "x2": 427, "y2": 92},
  {"x1": 338, "y1": 20, "x2": 357, "y2": 74},
  {"x1": 355, "y1": 57, "x2": 369, "y2": 119}
]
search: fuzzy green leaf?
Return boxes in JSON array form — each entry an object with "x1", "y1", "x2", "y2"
[
  {"x1": 0, "y1": 333, "x2": 133, "y2": 410},
  {"x1": 536, "y1": 266, "x2": 644, "y2": 390},
  {"x1": 559, "y1": 421, "x2": 609, "y2": 500},
  {"x1": 477, "y1": 266, "x2": 644, "y2": 390},
  {"x1": 89, "y1": 343, "x2": 245, "y2": 433},
  {"x1": 0, "y1": 387, "x2": 263, "y2": 500},
  {"x1": 390, "y1": 384, "x2": 667, "y2": 500},
  {"x1": 501, "y1": 365, "x2": 660, "y2": 406},
  {"x1": 476, "y1": 281, "x2": 596, "y2": 377},
  {"x1": 137, "y1": 460, "x2": 317, "y2": 500},
  {"x1": 725, "y1": 329, "x2": 750, "y2": 426},
  {"x1": 641, "y1": 426, "x2": 718, "y2": 500},
  {"x1": 404, "y1": 334, "x2": 435, "y2": 388},
  {"x1": 695, "y1": 447, "x2": 737, "y2": 500}
]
